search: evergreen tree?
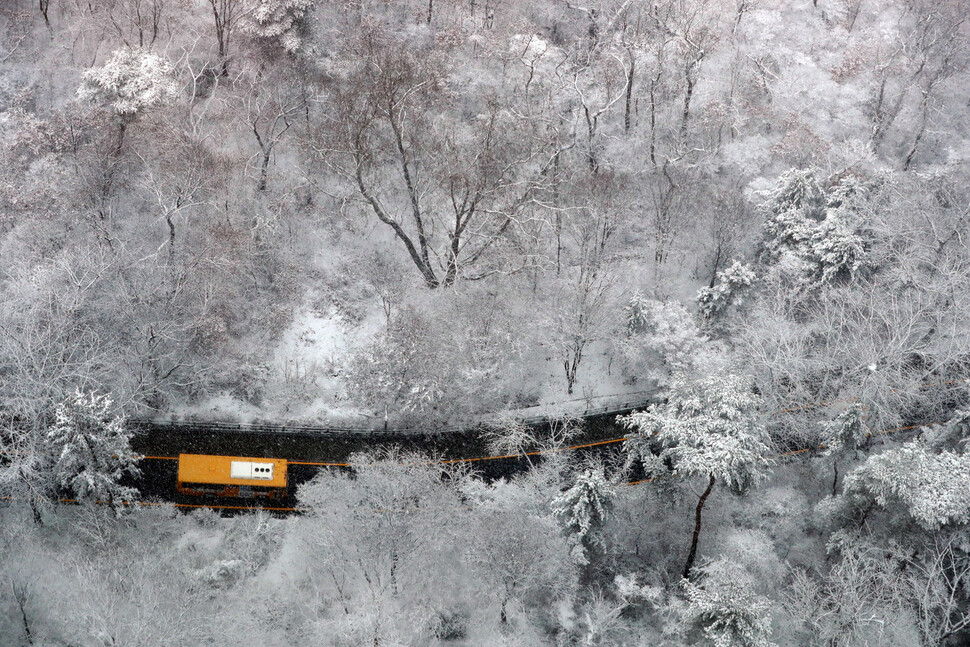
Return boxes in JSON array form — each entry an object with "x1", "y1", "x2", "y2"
[
  {"x1": 552, "y1": 464, "x2": 616, "y2": 566},
  {"x1": 697, "y1": 261, "x2": 758, "y2": 320},
  {"x1": 46, "y1": 391, "x2": 141, "y2": 514},
  {"x1": 245, "y1": 0, "x2": 315, "y2": 54},
  {"x1": 76, "y1": 46, "x2": 179, "y2": 155},
  {"x1": 841, "y1": 439, "x2": 970, "y2": 530},
  {"x1": 758, "y1": 170, "x2": 869, "y2": 288},
  {"x1": 77, "y1": 47, "x2": 179, "y2": 119},
  {"x1": 682, "y1": 560, "x2": 776, "y2": 647},
  {"x1": 820, "y1": 403, "x2": 868, "y2": 495},
  {"x1": 621, "y1": 373, "x2": 772, "y2": 578}
]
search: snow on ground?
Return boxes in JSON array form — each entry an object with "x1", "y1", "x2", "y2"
[
  {"x1": 521, "y1": 339, "x2": 657, "y2": 420},
  {"x1": 177, "y1": 325, "x2": 656, "y2": 426},
  {"x1": 259, "y1": 298, "x2": 384, "y2": 424},
  {"x1": 173, "y1": 392, "x2": 268, "y2": 424},
  {"x1": 177, "y1": 291, "x2": 656, "y2": 426},
  {"x1": 170, "y1": 297, "x2": 381, "y2": 425}
]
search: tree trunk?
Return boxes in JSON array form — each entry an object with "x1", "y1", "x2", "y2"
[
  {"x1": 584, "y1": 106, "x2": 598, "y2": 173},
  {"x1": 166, "y1": 213, "x2": 176, "y2": 261},
  {"x1": 624, "y1": 53, "x2": 635, "y2": 133},
  {"x1": 258, "y1": 149, "x2": 271, "y2": 191},
  {"x1": 354, "y1": 156, "x2": 440, "y2": 289},
  {"x1": 15, "y1": 584, "x2": 33, "y2": 646},
  {"x1": 565, "y1": 345, "x2": 582, "y2": 395},
  {"x1": 209, "y1": 0, "x2": 232, "y2": 76},
  {"x1": 390, "y1": 550, "x2": 399, "y2": 595},
  {"x1": 115, "y1": 119, "x2": 128, "y2": 158},
  {"x1": 28, "y1": 497, "x2": 43, "y2": 526},
  {"x1": 708, "y1": 244, "x2": 723, "y2": 289},
  {"x1": 831, "y1": 459, "x2": 839, "y2": 497},
  {"x1": 554, "y1": 152, "x2": 562, "y2": 275},
  {"x1": 683, "y1": 473, "x2": 716, "y2": 580},
  {"x1": 649, "y1": 73, "x2": 660, "y2": 166},
  {"x1": 903, "y1": 95, "x2": 930, "y2": 171},
  {"x1": 39, "y1": 0, "x2": 53, "y2": 34},
  {"x1": 847, "y1": 0, "x2": 863, "y2": 32},
  {"x1": 681, "y1": 72, "x2": 695, "y2": 142}
]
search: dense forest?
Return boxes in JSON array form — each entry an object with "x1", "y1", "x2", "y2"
[{"x1": 2, "y1": 0, "x2": 970, "y2": 645}]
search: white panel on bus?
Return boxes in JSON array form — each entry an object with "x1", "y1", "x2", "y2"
[
  {"x1": 230, "y1": 461, "x2": 274, "y2": 480},
  {"x1": 230, "y1": 461, "x2": 252, "y2": 479}
]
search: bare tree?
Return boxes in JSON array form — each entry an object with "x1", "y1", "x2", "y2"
[
  {"x1": 900, "y1": 6, "x2": 965, "y2": 170},
  {"x1": 642, "y1": 17, "x2": 673, "y2": 166},
  {"x1": 908, "y1": 534, "x2": 970, "y2": 645},
  {"x1": 641, "y1": 0, "x2": 721, "y2": 147},
  {"x1": 10, "y1": 576, "x2": 35, "y2": 645},
  {"x1": 467, "y1": 508, "x2": 575, "y2": 625},
  {"x1": 298, "y1": 454, "x2": 474, "y2": 644},
  {"x1": 550, "y1": 182, "x2": 622, "y2": 394},
  {"x1": 138, "y1": 133, "x2": 214, "y2": 261},
  {"x1": 867, "y1": 47, "x2": 907, "y2": 147},
  {"x1": 243, "y1": 81, "x2": 303, "y2": 192},
  {"x1": 208, "y1": 0, "x2": 242, "y2": 76},
  {"x1": 105, "y1": 0, "x2": 169, "y2": 48},
  {"x1": 568, "y1": 51, "x2": 629, "y2": 174},
  {"x1": 649, "y1": 161, "x2": 685, "y2": 267},
  {"x1": 698, "y1": 185, "x2": 754, "y2": 287},
  {"x1": 483, "y1": 414, "x2": 583, "y2": 467},
  {"x1": 317, "y1": 30, "x2": 567, "y2": 288},
  {"x1": 788, "y1": 538, "x2": 970, "y2": 647}
]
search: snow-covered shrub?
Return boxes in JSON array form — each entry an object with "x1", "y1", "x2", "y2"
[
  {"x1": 715, "y1": 529, "x2": 786, "y2": 590},
  {"x1": 623, "y1": 290, "x2": 653, "y2": 336},
  {"x1": 616, "y1": 295, "x2": 723, "y2": 384},
  {"x1": 224, "y1": 511, "x2": 282, "y2": 573},
  {"x1": 196, "y1": 559, "x2": 246, "y2": 588},
  {"x1": 841, "y1": 439, "x2": 970, "y2": 530},
  {"x1": 344, "y1": 310, "x2": 453, "y2": 420},
  {"x1": 820, "y1": 403, "x2": 868, "y2": 456},
  {"x1": 784, "y1": 544, "x2": 921, "y2": 647},
  {"x1": 245, "y1": 0, "x2": 315, "y2": 54},
  {"x1": 922, "y1": 409, "x2": 970, "y2": 453},
  {"x1": 681, "y1": 560, "x2": 776, "y2": 647},
  {"x1": 575, "y1": 588, "x2": 629, "y2": 647},
  {"x1": 758, "y1": 169, "x2": 869, "y2": 289},
  {"x1": 552, "y1": 465, "x2": 616, "y2": 565},
  {"x1": 46, "y1": 390, "x2": 140, "y2": 513},
  {"x1": 344, "y1": 305, "x2": 520, "y2": 424},
  {"x1": 639, "y1": 300, "x2": 704, "y2": 374},
  {"x1": 209, "y1": 360, "x2": 273, "y2": 406},
  {"x1": 697, "y1": 261, "x2": 757, "y2": 320},
  {"x1": 614, "y1": 573, "x2": 663, "y2": 608},
  {"x1": 77, "y1": 48, "x2": 179, "y2": 118}
]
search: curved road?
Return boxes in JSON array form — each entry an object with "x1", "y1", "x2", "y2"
[{"x1": 129, "y1": 403, "x2": 650, "y2": 511}]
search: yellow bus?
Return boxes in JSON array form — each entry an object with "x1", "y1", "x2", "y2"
[{"x1": 176, "y1": 454, "x2": 288, "y2": 500}]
